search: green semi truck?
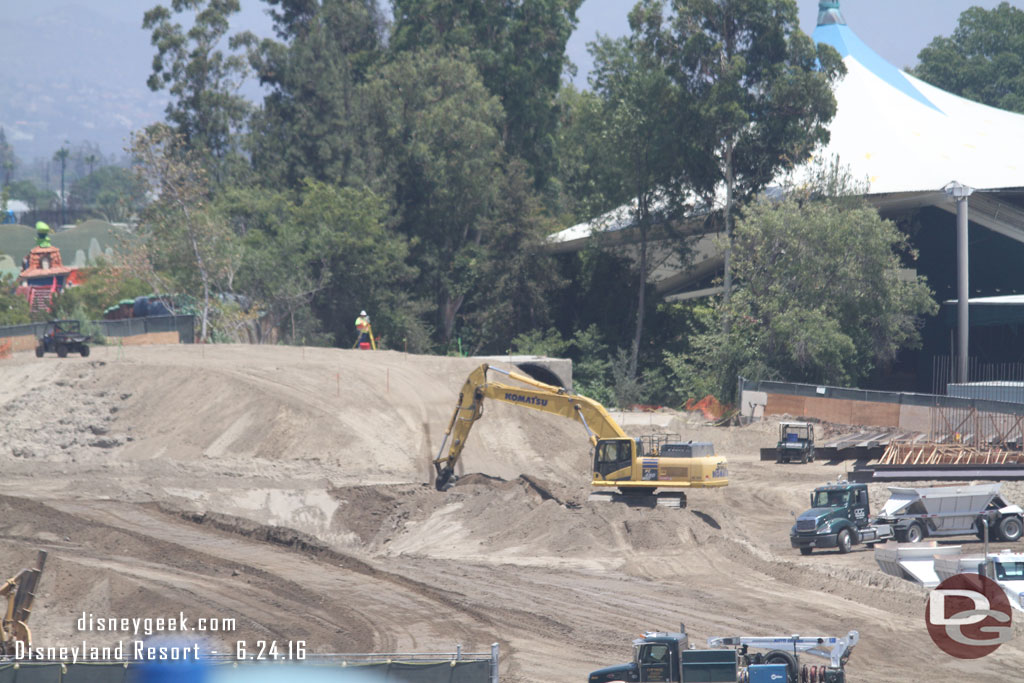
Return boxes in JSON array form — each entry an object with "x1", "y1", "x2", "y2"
[
  {"x1": 790, "y1": 483, "x2": 893, "y2": 555},
  {"x1": 791, "y1": 482, "x2": 1024, "y2": 555}
]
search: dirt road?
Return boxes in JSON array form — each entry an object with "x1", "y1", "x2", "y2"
[{"x1": 1, "y1": 345, "x2": 1021, "y2": 681}]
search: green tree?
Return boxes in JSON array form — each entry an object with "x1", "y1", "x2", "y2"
[
  {"x1": 144, "y1": 0, "x2": 252, "y2": 182},
  {"x1": 8, "y1": 180, "x2": 51, "y2": 214},
  {"x1": 243, "y1": 0, "x2": 385, "y2": 189},
  {"x1": 293, "y1": 181, "x2": 416, "y2": 348},
  {"x1": 0, "y1": 128, "x2": 16, "y2": 187},
  {"x1": 390, "y1": 0, "x2": 582, "y2": 188},
  {"x1": 215, "y1": 182, "x2": 416, "y2": 348},
  {"x1": 456, "y1": 159, "x2": 563, "y2": 353},
  {"x1": 667, "y1": 194, "x2": 937, "y2": 399},
  {"x1": 212, "y1": 185, "x2": 317, "y2": 342},
  {"x1": 52, "y1": 264, "x2": 151, "y2": 320},
  {"x1": 667, "y1": 0, "x2": 845, "y2": 308},
  {"x1": 131, "y1": 124, "x2": 238, "y2": 341},
  {"x1": 550, "y1": 84, "x2": 618, "y2": 224},
  {"x1": 364, "y1": 47, "x2": 505, "y2": 345},
  {"x1": 0, "y1": 274, "x2": 31, "y2": 325},
  {"x1": 589, "y1": 1, "x2": 691, "y2": 380},
  {"x1": 69, "y1": 167, "x2": 147, "y2": 222},
  {"x1": 913, "y1": 2, "x2": 1024, "y2": 113}
]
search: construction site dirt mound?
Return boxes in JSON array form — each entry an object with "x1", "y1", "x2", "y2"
[{"x1": 0, "y1": 344, "x2": 1021, "y2": 682}]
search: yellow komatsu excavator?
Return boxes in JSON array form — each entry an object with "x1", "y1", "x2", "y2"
[
  {"x1": 1, "y1": 550, "x2": 47, "y2": 655},
  {"x1": 433, "y1": 364, "x2": 728, "y2": 502}
]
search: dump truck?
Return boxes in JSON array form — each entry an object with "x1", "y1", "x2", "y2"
[
  {"x1": 587, "y1": 624, "x2": 858, "y2": 683},
  {"x1": 776, "y1": 422, "x2": 815, "y2": 463},
  {"x1": 433, "y1": 364, "x2": 728, "y2": 506},
  {"x1": 792, "y1": 482, "x2": 1024, "y2": 555}
]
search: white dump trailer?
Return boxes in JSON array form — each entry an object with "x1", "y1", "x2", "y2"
[
  {"x1": 875, "y1": 483, "x2": 1024, "y2": 543},
  {"x1": 873, "y1": 542, "x2": 963, "y2": 587},
  {"x1": 875, "y1": 544, "x2": 1024, "y2": 610}
]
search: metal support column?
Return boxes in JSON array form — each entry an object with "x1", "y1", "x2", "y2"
[
  {"x1": 490, "y1": 643, "x2": 499, "y2": 683},
  {"x1": 945, "y1": 182, "x2": 974, "y2": 383}
]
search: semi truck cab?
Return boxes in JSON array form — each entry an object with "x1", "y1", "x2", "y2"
[{"x1": 791, "y1": 483, "x2": 892, "y2": 555}]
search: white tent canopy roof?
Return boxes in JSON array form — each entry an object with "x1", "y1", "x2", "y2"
[{"x1": 812, "y1": 7, "x2": 1024, "y2": 195}]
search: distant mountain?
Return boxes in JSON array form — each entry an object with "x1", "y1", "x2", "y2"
[{"x1": 0, "y1": 3, "x2": 170, "y2": 162}]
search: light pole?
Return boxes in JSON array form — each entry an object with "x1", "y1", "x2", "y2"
[{"x1": 944, "y1": 181, "x2": 974, "y2": 384}]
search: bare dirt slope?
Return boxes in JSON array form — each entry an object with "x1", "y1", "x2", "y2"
[{"x1": 1, "y1": 344, "x2": 1022, "y2": 682}]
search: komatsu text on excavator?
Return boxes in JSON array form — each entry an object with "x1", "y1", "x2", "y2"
[{"x1": 433, "y1": 364, "x2": 728, "y2": 505}]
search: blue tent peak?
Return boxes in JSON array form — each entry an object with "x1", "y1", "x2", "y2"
[
  {"x1": 817, "y1": 1, "x2": 846, "y2": 26},
  {"x1": 813, "y1": 19, "x2": 944, "y2": 114}
]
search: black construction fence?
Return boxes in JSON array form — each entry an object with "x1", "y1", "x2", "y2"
[{"x1": 0, "y1": 316, "x2": 195, "y2": 345}]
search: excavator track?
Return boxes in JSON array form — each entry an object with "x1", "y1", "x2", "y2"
[{"x1": 587, "y1": 490, "x2": 687, "y2": 508}]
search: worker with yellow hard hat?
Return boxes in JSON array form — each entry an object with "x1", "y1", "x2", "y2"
[{"x1": 355, "y1": 310, "x2": 373, "y2": 349}]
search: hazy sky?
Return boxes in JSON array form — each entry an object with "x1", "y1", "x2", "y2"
[
  {"x1": 568, "y1": 0, "x2": 1017, "y2": 86},
  {"x1": 15, "y1": 0, "x2": 1020, "y2": 82},
  {"x1": 4, "y1": 0, "x2": 1021, "y2": 160}
]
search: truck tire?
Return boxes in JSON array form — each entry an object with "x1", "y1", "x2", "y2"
[
  {"x1": 997, "y1": 515, "x2": 1023, "y2": 542},
  {"x1": 837, "y1": 529, "x2": 852, "y2": 553},
  {"x1": 799, "y1": 547, "x2": 813, "y2": 556},
  {"x1": 56, "y1": 344, "x2": 68, "y2": 358},
  {"x1": 905, "y1": 522, "x2": 924, "y2": 544},
  {"x1": 80, "y1": 345, "x2": 90, "y2": 358},
  {"x1": 35, "y1": 345, "x2": 44, "y2": 358},
  {"x1": 764, "y1": 650, "x2": 798, "y2": 683}
]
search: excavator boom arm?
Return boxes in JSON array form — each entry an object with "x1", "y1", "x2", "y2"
[{"x1": 433, "y1": 364, "x2": 628, "y2": 488}]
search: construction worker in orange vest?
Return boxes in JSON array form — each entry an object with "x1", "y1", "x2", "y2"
[{"x1": 355, "y1": 310, "x2": 372, "y2": 349}]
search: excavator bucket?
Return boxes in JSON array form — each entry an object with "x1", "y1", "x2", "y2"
[{"x1": 434, "y1": 465, "x2": 456, "y2": 491}]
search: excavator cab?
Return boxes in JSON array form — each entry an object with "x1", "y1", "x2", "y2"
[{"x1": 593, "y1": 438, "x2": 639, "y2": 479}]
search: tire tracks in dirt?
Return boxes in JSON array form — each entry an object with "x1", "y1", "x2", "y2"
[{"x1": 47, "y1": 499, "x2": 506, "y2": 655}]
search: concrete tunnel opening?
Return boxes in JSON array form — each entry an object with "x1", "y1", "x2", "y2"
[{"x1": 515, "y1": 363, "x2": 566, "y2": 390}]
